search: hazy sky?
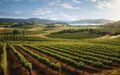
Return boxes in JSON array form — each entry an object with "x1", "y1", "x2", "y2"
[{"x1": 0, "y1": 0, "x2": 120, "y2": 21}]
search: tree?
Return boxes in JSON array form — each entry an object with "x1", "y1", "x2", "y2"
[{"x1": 12, "y1": 29, "x2": 21, "y2": 35}]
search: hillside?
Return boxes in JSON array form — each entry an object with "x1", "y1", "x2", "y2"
[
  {"x1": 69, "y1": 19, "x2": 113, "y2": 25},
  {"x1": 0, "y1": 18, "x2": 113, "y2": 26},
  {"x1": 102, "y1": 21, "x2": 120, "y2": 28},
  {"x1": 0, "y1": 18, "x2": 67, "y2": 24}
]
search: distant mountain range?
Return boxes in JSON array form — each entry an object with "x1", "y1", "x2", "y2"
[
  {"x1": 0, "y1": 18, "x2": 114, "y2": 25},
  {"x1": 0, "y1": 18, "x2": 67, "y2": 24},
  {"x1": 69, "y1": 19, "x2": 114, "y2": 25},
  {"x1": 103, "y1": 21, "x2": 120, "y2": 28}
]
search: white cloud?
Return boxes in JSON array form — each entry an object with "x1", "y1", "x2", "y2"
[
  {"x1": 92, "y1": 0, "x2": 120, "y2": 20},
  {"x1": 33, "y1": 8, "x2": 52, "y2": 16},
  {"x1": 0, "y1": 15, "x2": 26, "y2": 19},
  {"x1": 49, "y1": 0, "x2": 81, "y2": 9},
  {"x1": 49, "y1": 2, "x2": 57, "y2": 6},
  {"x1": 91, "y1": 0, "x2": 96, "y2": 2},
  {"x1": 14, "y1": 11, "x2": 22, "y2": 14},
  {"x1": 33, "y1": 11, "x2": 58, "y2": 20},
  {"x1": 106, "y1": 0, "x2": 120, "y2": 20},
  {"x1": 97, "y1": 1, "x2": 113, "y2": 9},
  {"x1": 33, "y1": 9, "x2": 80, "y2": 21},
  {"x1": 72, "y1": 0, "x2": 81, "y2": 3},
  {"x1": 48, "y1": 14, "x2": 58, "y2": 20},
  {"x1": 49, "y1": 0, "x2": 61, "y2": 6},
  {"x1": 59, "y1": 12, "x2": 80, "y2": 21},
  {"x1": 60, "y1": 3, "x2": 80, "y2": 9},
  {"x1": 61, "y1": 3, "x2": 73, "y2": 9},
  {"x1": 12, "y1": 0, "x2": 22, "y2": 2},
  {"x1": 29, "y1": 0, "x2": 39, "y2": 2}
]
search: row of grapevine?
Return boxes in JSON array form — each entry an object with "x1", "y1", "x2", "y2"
[
  {"x1": 86, "y1": 37, "x2": 120, "y2": 46},
  {"x1": 9, "y1": 44, "x2": 32, "y2": 72},
  {"x1": 23, "y1": 45, "x2": 85, "y2": 69},
  {"x1": 72, "y1": 45, "x2": 120, "y2": 62},
  {"x1": 38, "y1": 45, "x2": 103, "y2": 68},
  {"x1": 41, "y1": 45, "x2": 112, "y2": 66},
  {"x1": 56, "y1": 45, "x2": 120, "y2": 63},
  {"x1": 0, "y1": 43, "x2": 7, "y2": 75},
  {"x1": 0, "y1": 35, "x2": 48, "y2": 41},
  {"x1": 16, "y1": 45, "x2": 61, "y2": 71}
]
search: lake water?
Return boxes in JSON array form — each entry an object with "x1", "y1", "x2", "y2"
[{"x1": 69, "y1": 23, "x2": 102, "y2": 26}]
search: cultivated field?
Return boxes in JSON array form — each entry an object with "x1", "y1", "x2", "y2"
[
  {"x1": 0, "y1": 34, "x2": 120, "y2": 75},
  {"x1": 0, "y1": 24, "x2": 120, "y2": 75}
]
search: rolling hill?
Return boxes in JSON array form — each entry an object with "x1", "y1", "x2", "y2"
[
  {"x1": 69, "y1": 19, "x2": 113, "y2": 25},
  {"x1": 0, "y1": 18, "x2": 67, "y2": 24},
  {"x1": 102, "y1": 21, "x2": 120, "y2": 28}
]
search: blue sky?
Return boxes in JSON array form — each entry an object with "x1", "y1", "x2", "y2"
[{"x1": 0, "y1": 0, "x2": 120, "y2": 21}]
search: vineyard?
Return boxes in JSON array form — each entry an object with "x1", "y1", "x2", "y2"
[
  {"x1": 0, "y1": 35, "x2": 48, "y2": 41},
  {"x1": 1, "y1": 0, "x2": 120, "y2": 75},
  {"x1": 0, "y1": 35, "x2": 120, "y2": 75}
]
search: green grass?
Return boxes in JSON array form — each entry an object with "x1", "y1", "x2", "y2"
[
  {"x1": 48, "y1": 33, "x2": 103, "y2": 39},
  {"x1": 97, "y1": 28, "x2": 120, "y2": 34},
  {"x1": 24, "y1": 30, "x2": 45, "y2": 35}
]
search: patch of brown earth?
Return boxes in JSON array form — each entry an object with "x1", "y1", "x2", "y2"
[
  {"x1": 15, "y1": 47, "x2": 58, "y2": 75},
  {"x1": 7, "y1": 48, "x2": 30, "y2": 75}
]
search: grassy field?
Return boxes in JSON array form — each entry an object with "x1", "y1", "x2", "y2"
[{"x1": 48, "y1": 33, "x2": 103, "y2": 39}]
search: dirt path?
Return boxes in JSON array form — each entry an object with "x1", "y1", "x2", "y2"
[
  {"x1": 94, "y1": 35, "x2": 120, "y2": 39},
  {"x1": 109, "y1": 35, "x2": 120, "y2": 39},
  {"x1": 7, "y1": 48, "x2": 29, "y2": 75},
  {"x1": 15, "y1": 47, "x2": 58, "y2": 75},
  {"x1": 0, "y1": 27, "x2": 12, "y2": 30},
  {"x1": 94, "y1": 35, "x2": 110, "y2": 39}
]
